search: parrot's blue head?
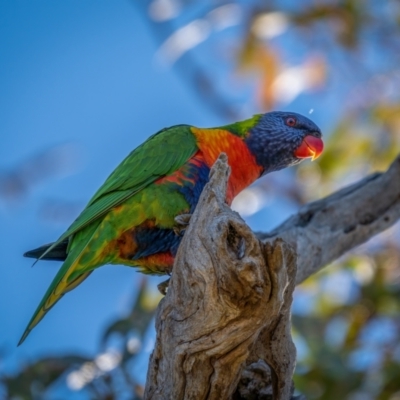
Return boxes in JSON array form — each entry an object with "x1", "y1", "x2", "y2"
[{"x1": 245, "y1": 111, "x2": 323, "y2": 175}]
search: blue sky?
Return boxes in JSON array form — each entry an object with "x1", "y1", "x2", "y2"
[{"x1": 0, "y1": 0, "x2": 224, "y2": 371}]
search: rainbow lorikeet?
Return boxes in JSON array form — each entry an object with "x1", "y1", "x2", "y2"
[{"x1": 20, "y1": 111, "x2": 323, "y2": 344}]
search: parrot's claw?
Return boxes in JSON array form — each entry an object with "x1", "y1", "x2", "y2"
[
  {"x1": 173, "y1": 213, "x2": 192, "y2": 236},
  {"x1": 157, "y1": 278, "x2": 170, "y2": 295}
]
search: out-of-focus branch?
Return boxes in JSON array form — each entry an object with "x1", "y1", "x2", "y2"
[{"x1": 133, "y1": 1, "x2": 240, "y2": 119}]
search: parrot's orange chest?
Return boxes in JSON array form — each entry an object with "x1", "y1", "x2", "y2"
[{"x1": 191, "y1": 127, "x2": 263, "y2": 204}]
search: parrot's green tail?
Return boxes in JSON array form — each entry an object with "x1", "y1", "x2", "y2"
[
  {"x1": 18, "y1": 268, "x2": 92, "y2": 346},
  {"x1": 18, "y1": 224, "x2": 101, "y2": 346}
]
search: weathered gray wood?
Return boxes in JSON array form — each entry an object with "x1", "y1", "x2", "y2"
[
  {"x1": 260, "y1": 155, "x2": 400, "y2": 284},
  {"x1": 145, "y1": 154, "x2": 400, "y2": 399},
  {"x1": 240, "y1": 241, "x2": 297, "y2": 399},
  {"x1": 233, "y1": 240, "x2": 298, "y2": 400},
  {"x1": 144, "y1": 154, "x2": 298, "y2": 400}
]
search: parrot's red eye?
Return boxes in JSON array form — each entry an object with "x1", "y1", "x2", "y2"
[{"x1": 286, "y1": 117, "x2": 296, "y2": 127}]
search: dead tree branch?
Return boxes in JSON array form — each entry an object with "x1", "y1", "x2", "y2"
[
  {"x1": 259, "y1": 155, "x2": 400, "y2": 284},
  {"x1": 144, "y1": 154, "x2": 298, "y2": 399},
  {"x1": 144, "y1": 155, "x2": 400, "y2": 399}
]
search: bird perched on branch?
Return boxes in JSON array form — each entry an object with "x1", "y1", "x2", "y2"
[{"x1": 20, "y1": 111, "x2": 323, "y2": 344}]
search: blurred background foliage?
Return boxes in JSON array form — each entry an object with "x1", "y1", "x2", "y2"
[{"x1": 1, "y1": 0, "x2": 400, "y2": 399}]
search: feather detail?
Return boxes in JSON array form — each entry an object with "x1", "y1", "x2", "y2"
[{"x1": 191, "y1": 127, "x2": 263, "y2": 203}]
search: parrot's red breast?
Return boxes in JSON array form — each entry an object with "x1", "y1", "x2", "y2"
[{"x1": 191, "y1": 127, "x2": 263, "y2": 203}]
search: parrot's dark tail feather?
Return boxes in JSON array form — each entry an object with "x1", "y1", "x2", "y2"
[{"x1": 23, "y1": 240, "x2": 68, "y2": 261}]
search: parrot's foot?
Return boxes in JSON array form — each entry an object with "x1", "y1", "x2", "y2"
[
  {"x1": 157, "y1": 278, "x2": 170, "y2": 295},
  {"x1": 173, "y1": 213, "x2": 192, "y2": 236}
]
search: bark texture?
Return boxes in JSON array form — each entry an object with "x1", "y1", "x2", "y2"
[
  {"x1": 144, "y1": 154, "x2": 298, "y2": 400},
  {"x1": 144, "y1": 155, "x2": 400, "y2": 400},
  {"x1": 260, "y1": 155, "x2": 400, "y2": 284}
]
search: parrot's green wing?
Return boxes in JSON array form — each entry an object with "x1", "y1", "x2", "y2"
[{"x1": 38, "y1": 125, "x2": 198, "y2": 260}]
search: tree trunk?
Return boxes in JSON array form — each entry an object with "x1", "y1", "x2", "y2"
[{"x1": 144, "y1": 154, "x2": 400, "y2": 400}]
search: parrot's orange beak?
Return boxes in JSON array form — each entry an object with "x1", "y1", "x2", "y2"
[{"x1": 294, "y1": 135, "x2": 324, "y2": 161}]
